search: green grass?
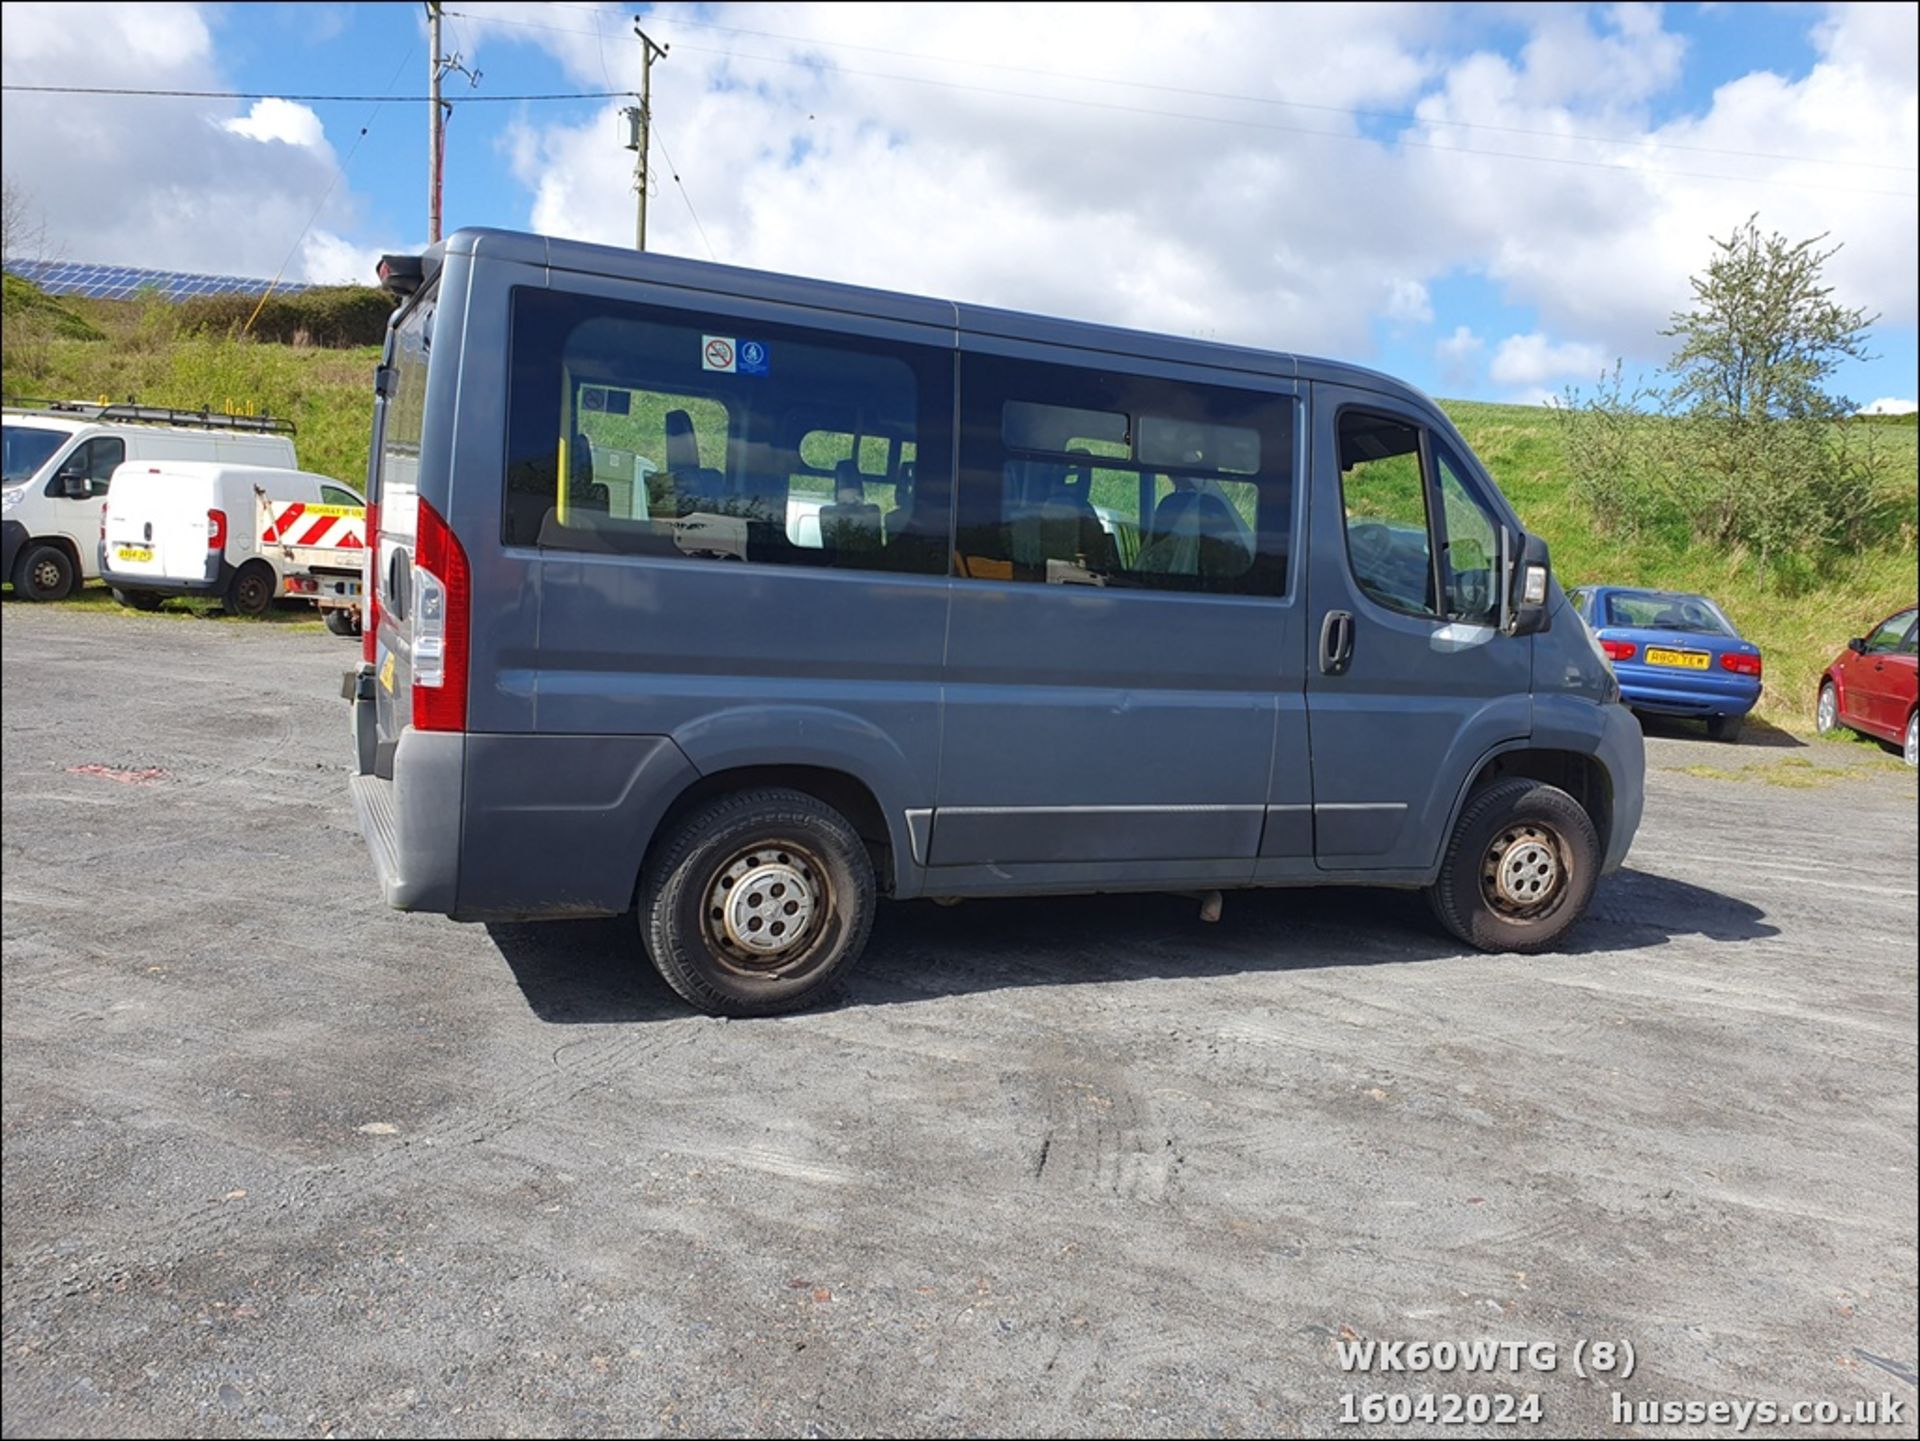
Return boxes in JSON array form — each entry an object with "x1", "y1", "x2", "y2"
[
  {"x1": 43, "y1": 585, "x2": 327, "y2": 629},
  {"x1": 6, "y1": 305, "x2": 1914, "y2": 727},
  {"x1": 1671, "y1": 753, "x2": 1911, "y2": 788}
]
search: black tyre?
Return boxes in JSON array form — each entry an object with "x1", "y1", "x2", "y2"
[
  {"x1": 112, "y1": 587, "x2": 164, "y2": 612},
  {"x1": 1427, "y1": 778, "x2": 1600, "y2": 954},
  {"x1": 640, "y1": 788, "x2": 876, "y2": 1017},
  {"x1": 324, "y1": 608, "x2": 362, "y2": 638},
  {"x1": 222, "y1": 561, "x2": 275, "y2": 618},
  {"x1": 1706, "y1": 714, "x2": 1744, "y2": 743},
  {"x1": 10, "y1": 542, "x2": 75, "y2": 602}
]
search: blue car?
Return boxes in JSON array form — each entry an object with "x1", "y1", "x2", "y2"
[{"x1": 1569, "y1": 587, "x2": 1763, "y2": 742}]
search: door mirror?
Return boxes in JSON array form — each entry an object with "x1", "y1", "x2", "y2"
[
  {"x1": 1504, "y1": 531, "x2": 1553, "y2": 637},
  {"x1": 1847, "y1": 636, "x2": 1867, "y2": 655},
  {"x1": 59, "y1": 465, "x2": 93, "y2": 499}
]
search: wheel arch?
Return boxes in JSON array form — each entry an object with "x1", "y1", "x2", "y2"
[
  {"x1": 1451, "y1": 743, "x2": 1615, "y2": 868},
  {"x1": 642, "y1": 763, "x2": 902, "y2": 903}
]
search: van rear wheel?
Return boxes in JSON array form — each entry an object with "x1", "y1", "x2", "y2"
[
  {"x1": 324, "y1": 608, "x2": 362, "y2": 637},
  {"x1": 112, "y1": 587, "x2": 164, "y2": 612},
  {"x1": 222, "y1": 561, "x2": 275, "y2": 618},
  {"x1": 640, "y1": 788, "x2": 875, "y2": 1017},
  {"x1": 1427, "y1": 778, "x2": 1599, "y2": 954}
]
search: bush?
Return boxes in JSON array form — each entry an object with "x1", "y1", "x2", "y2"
[
  {"x1": 1, "y1": 273, "x2": 104, "y2": 341},
  {"x1": 176, "y1": 285, "x2": 393, "y2": 348}
]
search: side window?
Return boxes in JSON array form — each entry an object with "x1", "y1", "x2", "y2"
[
  {"x1": 320, "y1": 484, "x2": 364, "y2": 508},
  {"x1": 1337, "y1": 412, "x2": 1435, "y2": 617},
  {"x1": 1867, "y1": 608, "x2": 1917, "y2": 653},
  {"x1": 1435, "y1": 448, "x2": 1499, "y2": 624},
  {"x1": 952, "y1": 353, "x2": 1294, "y2": 597},
  {"x1": 504, "y1": 289, "x2": 953, "y2": 576},
  {"x1": 45, "y1": 436, "x2": 125, "y2": 497}
]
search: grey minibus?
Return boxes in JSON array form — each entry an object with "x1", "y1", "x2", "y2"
[{"x1": 347, "y1": 229, "x2": 1643, "y2": 1016}]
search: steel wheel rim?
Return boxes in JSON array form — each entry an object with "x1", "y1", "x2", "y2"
[
  {"x1": 31, "y1": 557, "x2": 61, "y2": 593},
  {"x1": 1817, "y1": 686, "x2": 1837, "y2": 733},
  {"x1": 702, "y1": 838, "x2": 835, "y2": 978},
  {"x1": 1481, "y1": 822, "x2": 1570, "y2": 922},
  {"x1": 1907, "y1": 715, "x2": 1917, "y2": 767}
]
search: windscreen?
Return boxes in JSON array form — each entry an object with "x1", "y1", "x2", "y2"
[{"x1": 3, "y1": 424, "x2": 66, "y2": 485}]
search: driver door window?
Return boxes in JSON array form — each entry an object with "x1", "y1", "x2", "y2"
[{"x1": 46, "y1": 436, "x2": 124, "y2": 498}]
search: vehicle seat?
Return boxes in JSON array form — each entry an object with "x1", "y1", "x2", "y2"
[
  {"x1": 884, "y1": 461, "x2": 917, "y2": 540},
  {"x1": 569, "y1": 430, "x2": 610, "y2": 515},
  {"x1": 1137, "y1": 490, "x2": 1243, "y2": 580},
  {"x1": 819, "y1": 460, "x2": 883, "y2": 558},
  {"x1": 1036, "y1": 471, "x2": 1115, "y2": 574}
]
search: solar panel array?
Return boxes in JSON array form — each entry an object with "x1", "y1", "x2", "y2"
[{"x1": 2, "y1": 258, "x2": 310, "y2": 303}]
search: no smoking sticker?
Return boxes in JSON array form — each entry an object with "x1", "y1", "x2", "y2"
[{"x1": 701, "y1": 335, "x2": 736, "y2": 372}]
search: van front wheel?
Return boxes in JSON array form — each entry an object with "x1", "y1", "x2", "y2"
[
  {"x1": 222, "y1": 561, "x2": 275, "y2": 618},
  {"x1": 11, "y1": 542, "x2": 75, "y2": 601},
  {"x1": 1427, "y1": 778, "x2": 1599, "y2": 954},
  {"x1": 640, "y1": 788, "x2": 876, "y2": 1017}
]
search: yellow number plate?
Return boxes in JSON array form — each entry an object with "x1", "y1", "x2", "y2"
[
  {"x1": 1645, "y1": 647, "x2": 1709, "y2": 670},
  {"x1": 116, "y1": 546, "x2": 153, "y2": 563}
]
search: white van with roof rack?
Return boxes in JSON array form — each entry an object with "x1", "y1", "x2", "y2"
[{"x1": 2, "y1": 399, "x2": 298, "y2": 601}]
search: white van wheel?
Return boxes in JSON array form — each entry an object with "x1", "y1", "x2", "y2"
[
  {"x1": 222, "y1": 561, "x2": 276, "y2": 618},
  {"x1": 11, "y1": 542, "x2": 76, "y2": 602}
]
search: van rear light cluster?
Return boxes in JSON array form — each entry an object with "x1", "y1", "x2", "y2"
[
  {"x1": 361, "y1": 499, "x2": 380, "y2": 663},
  {"x1": 1720, "y1": 651, "x2": 1763, "y2": 677},
  {"x1": 207, "y1": 508, "x2": 227, "y2": 551},
  {"x1": 1600, "y1": 639, "x2": 1636, "y2": 662},
  {"x1": 99, "y1": 502, "x2": 107, "y2": 543},
  {"x1": 410, "y1": 497, "x2": 470, "y2": 732},
  {"x1": 285, "y1": 575, "x2": 317, "y2": 594}
]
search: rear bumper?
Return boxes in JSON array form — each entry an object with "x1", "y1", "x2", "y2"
[
  {"x1": 1617, "y1": 668, "x2": 1760, "y2": 719},
  {"x1": 349, "y1": 727, "x2": 465, "y2": 913},
  {"x1": 346, "y1": 686, "x2": 700, "y2": 920},
  {"x1": 98, "y1": 553, "x2": 229, "y2": 596}
]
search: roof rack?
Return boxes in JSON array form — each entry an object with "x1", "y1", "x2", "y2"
[{"x1": 1, "y1": 396, "x2": 297, "y2": 436}]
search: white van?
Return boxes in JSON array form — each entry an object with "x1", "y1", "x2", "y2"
[
  {"x1": 100, "y1": 462, "x2": 365, "y2": 617},
  {"x1": 2, "y1": 401, "x2": 298, "y2": 601}
]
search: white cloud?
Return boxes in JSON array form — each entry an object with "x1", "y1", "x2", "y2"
[
  {"x1": 0, "y1": 2, "x2": 378, "y2": 280},
  {"x1": 1490, "y1": 332, "x2": 1609, "y2": 387},
  {"x1": 1859, "y1": 396, "x2": 1918, "y2": 415},
  {"x1": 298, "y1": 229, "x2": 388, "y2": 286},
  {"x1": 1436, "y1": 325, "x2": 1484, "y2": 390},
  {"x1": 224, "y1": 98, "x2": 329, "y2": 151}
]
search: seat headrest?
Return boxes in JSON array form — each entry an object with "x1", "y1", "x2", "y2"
[
  {"x1": 833, "y1": 459, "x2": 866, "y2": 504},
  {"x1": 664, "y1": 409, "x2": 700, "y2": 471}
]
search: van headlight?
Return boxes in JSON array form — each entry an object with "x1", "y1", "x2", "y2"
[{"x1": 1, "y1": 487, "x2": 22, "y2": 514}]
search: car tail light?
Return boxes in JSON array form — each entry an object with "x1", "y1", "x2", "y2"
[
  {"x1": 410, "y1": 497, "x2": 469, "y2": 732},
  {"x1": 1720, "y1": 651, "x2": 1763, "y2": 677},
  {"x1": 362, "y1": 499, "x2": 380, "y2": 664},
  {"x1": 1600, "y1": 639, "x2": 1636, "y2": 662},
  {"x1": 207, "y1": 508, "x2": 227, "y2": 551}
]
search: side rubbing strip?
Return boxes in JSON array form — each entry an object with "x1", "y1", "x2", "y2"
[{"x1": 905, "y1": 808, "x2": 932, "y2": 866}]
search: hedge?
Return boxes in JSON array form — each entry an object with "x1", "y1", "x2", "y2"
[{"x1": 176, "y1": 286, "x2": 394, "y2": 348}]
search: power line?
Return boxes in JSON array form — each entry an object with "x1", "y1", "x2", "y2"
[
  {"x1": 1, "y1": 83, "x2": 626, "y2": 103},
  {"x1": 651, "y1": 119, "x2": 718, "y2": 262},
  {"x1": 245, "y1": 45, "x2": 418, "y2": 333}
]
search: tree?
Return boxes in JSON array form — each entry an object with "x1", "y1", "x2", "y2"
[
  {"x1": 2, "y1": 177, "x2": 52, "y2": 263},
  {"x1": 1559, "y1": 217, "x2": 1892, "y2": 581},
  {"x1": 1663, "y1": 215, "x2": 1875, "y2": 424}
]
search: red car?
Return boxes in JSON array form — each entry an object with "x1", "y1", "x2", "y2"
[{"x1": 1816, "y1": 605, "x2": 1917, "y2": 766}]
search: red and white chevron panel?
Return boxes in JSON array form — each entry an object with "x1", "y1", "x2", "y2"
[{"x1": 259, "y1": 502, "x2": 366, "y2": 550}]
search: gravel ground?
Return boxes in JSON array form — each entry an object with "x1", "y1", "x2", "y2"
[{"x1": 3, "y1": 599, "x2": 1916, "y2": 1439}]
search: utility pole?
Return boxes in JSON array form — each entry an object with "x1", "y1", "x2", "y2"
[
  {"x1": 622, "y1": 25, "x2": 669, "y2": 251},
  {"x1": 427, "y1": 2, "x2": 443, "y2": 244}
]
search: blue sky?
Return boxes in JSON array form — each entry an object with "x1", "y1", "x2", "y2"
[{"x1": 3, "y1": 2, "x2": 1915, "y2": 409}]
